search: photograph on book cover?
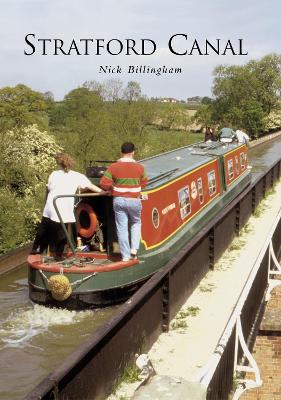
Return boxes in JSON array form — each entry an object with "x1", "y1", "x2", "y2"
[{"x1": 0, "y1": 1, "x2": 281, "y2": 400}]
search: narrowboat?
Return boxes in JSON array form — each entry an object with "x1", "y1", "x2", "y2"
[{"x1": 28, "y1": 141, "x2": 251, "y2": 309}]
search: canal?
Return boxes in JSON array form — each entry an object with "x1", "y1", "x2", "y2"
[
  {"x1": 0, "y1": 267, "x2": 116, "y2": 399},
  {"x1": 1, "y1": 135, "x2": 281, "y2": 400}
]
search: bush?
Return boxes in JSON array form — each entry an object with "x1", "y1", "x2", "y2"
[{"x1": 0, "y1": 125, "x2": 62, "y2": 254}]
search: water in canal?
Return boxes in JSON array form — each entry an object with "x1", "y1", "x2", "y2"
[
  {"x1": 0, "y1": 266, "x2": 116, "y2": 399},
  {"x1": 1, "y1": 135, "x2": 281, "y2": 399},
  {"x1": 250, "y1": 135, "x2": 281, "y2": 178}
]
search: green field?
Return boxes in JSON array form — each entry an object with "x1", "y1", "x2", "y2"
[{"x1": 140, "y1": 126, "x2": 203, "y2": 158}]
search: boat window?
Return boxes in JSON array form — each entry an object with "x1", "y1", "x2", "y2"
[
  {"x1": 178, "y1": 186, "x2": 191, "y2": 219},
  {"x1": 235, "y1": 156, "x2": 239, "y2": 175},
  {"x1": 240, "y1": 152, "x2": 246, "y2": 170},
  {"x1": 197, "y1": 178, "x2": 204, "y2": 204},
  {"x1": 228, "y1": 159, "x2": 234, "y2": 180},
  {"x1": 152, "y1": 208, "x2": 160, "y2": 229},
  {"x1": 208, "y1": 171, "x2": 216, "y2": 196}
]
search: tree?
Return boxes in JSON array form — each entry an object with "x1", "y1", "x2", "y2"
[
  {"x1": 203, "y1": 54, "x2": 281, "y2": 136},
  {"x1": 187, "y1": 96, "x2": 202, "y2": 103},
  {"x1": 201, "y1": 96, "x2": 213, "y2": 105},
  {"x1": 103, "y1": 99, "x2": 157, "y2": 158},
  {"x1": 43, "y1": 91, "x2": 54, "y2": 101},
  {"x1": 102, "y1": 79, "x2": 123, "y2": 102},
  {"x1": 0, "y1": 84, "x2": 48, "y2": 131},
  {"x1": 158, "y1": 104, "x2": 183, "y2": 130},
  {"x1": 264, "y1": 109, "x2": 281, "y2": 133},
  {"x1": 123, "y1": 81, "x2": 142, "y2": 102},
  {"x1": 51, "y1": 87, "x2": 107, "y2": 167},
  {"x1": 82, "y1": 80, "x2": 103, "y2": 96},
  {"x1": 193, "y1": 104, "x2": 214, "y2": 128},
  {"x1": 247, "y1": 54, "x2": 281, "y2": 113}
]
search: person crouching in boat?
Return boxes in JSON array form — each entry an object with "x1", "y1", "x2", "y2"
[
  {"x1": 235, "y1": 128, "x2": 250, "y2": 145},
  {"x1": 100, "y1": 142, "x2": 148, "y2": 262},
  {"x1": 30, "y1": 152, "x2": 104, "y2": 260}
]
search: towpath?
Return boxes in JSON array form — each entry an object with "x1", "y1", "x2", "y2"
[{"x1": 108, "y1": 179, "x2": 281, "y2": 399}]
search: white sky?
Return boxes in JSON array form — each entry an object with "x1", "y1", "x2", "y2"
[{"x1": 0, "y1": 0, "x2": 280, "y2": 100}]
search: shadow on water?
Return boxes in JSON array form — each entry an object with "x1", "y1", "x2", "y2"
[{"x1": 0, "y1": 266, "x2": 117, "y2": 400}]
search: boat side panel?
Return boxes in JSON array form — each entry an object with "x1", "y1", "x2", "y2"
[
  {"x1": 141, "y1": 159, "x2": 221, "y2": 249},
  {"x1": 223, "y1": 145, "x2": 249, "y2": 187}
]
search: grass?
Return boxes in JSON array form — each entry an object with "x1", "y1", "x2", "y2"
[
  {"x1": 242, "y1": 223, "x2": 253, "y2": 235},
  {"x1": 121, "y1": 365, "x2": 141, "y2": 384},
  {"x1": 155, "y1": 102, "x2": 201, "y2": 111},
  {"x1": 139, "y1": 127, "x2": 203, "y2": 159},
  {"x1": 253, "y1": 183, "x2": 277, "y2": 218},
  {"x1": 111, "y1": 364, "x2": 141, "y2": 396},
  {"x1": 264, "y1": 186, "x2": 276, "y2": 198},
  {"x1": 180, "y1": 306, "x2": 200, "y2": 317},
  {"x1": 228, "y1": 238, "x2": 246, "y2": 252},
  {"x1": 171, "y1": 319, "x2": 188, "y2": 330},
  {"x1": 199, "y1": 283, "x2": 216, "y2": 293},
  {"x1": 253, "y1": 203, "x2": 267, "y2": 218},
  {"x1": 170, "y1": 306, "x2": 200, "y2": 331}
]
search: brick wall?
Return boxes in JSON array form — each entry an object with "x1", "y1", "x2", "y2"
[{"x1": 241, "y1": 285, "x2": 281, "y2": 400}]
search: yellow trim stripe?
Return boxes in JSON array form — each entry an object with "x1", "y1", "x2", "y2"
[
  {"x1": 144, "y1": 159, "x2": 217, "y2": 195},
  {"x1": 223, "y1": 145, "x2": 245, "y2": 158}
]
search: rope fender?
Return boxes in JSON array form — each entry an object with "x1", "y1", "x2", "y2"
[{"x1": 39, "y1": 269, "x2": 97, "y2": 301}]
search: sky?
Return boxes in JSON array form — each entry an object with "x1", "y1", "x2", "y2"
[{"x1": 0, "y1": 0, "x2": 280, "y2": 100}]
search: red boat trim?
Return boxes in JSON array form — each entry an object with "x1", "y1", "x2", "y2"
[{"x1": 27, "y1": 254, "x2": 139, "y2": 274}]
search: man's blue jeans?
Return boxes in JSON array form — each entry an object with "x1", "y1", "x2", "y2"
[{"x1": 113, "y1": 197, "x2": 142, "y2": 260}]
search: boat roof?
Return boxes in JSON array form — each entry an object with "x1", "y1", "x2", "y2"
[{"x1": 141, "y1": 141, "x2": 242, "y2": 189}]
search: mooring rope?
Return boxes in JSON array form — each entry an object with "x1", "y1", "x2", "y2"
[{"x1": 71, "y1": 272, "x2": 98, "y2": 287}]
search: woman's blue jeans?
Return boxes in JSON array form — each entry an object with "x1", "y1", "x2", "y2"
[{"x1": 113, "y1": 197, "x2": 142, "y2": 260}]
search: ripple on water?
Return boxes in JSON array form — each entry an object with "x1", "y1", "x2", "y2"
[{"x1": 0, "y1": 303, "x2": 94, "y2": 349}]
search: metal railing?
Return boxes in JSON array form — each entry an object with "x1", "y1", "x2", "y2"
[{"x1": 199, "y1": 207, "x2": 281, "y2": 399}]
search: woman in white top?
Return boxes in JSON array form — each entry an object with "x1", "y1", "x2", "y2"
[{"x1": 31, "y1": 153, "x2": 104, "y2": 259}]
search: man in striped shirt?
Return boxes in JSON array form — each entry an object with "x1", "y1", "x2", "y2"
[{"x1": 100, "y1": 142, "x2": 148, "y2": 261}]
